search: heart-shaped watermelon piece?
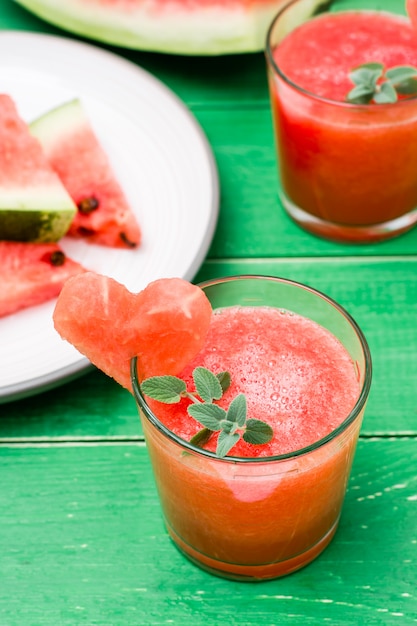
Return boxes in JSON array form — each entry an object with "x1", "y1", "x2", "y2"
[{"x1": 53, "y1": 272, "x2": 212, "y2": 391}]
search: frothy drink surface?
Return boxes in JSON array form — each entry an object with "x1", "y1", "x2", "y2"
[
  {"x1": 274, "y1": 11, "x2": 417, "y2": 102},
  {"x1": 149, "y1": 306, "x2": 360, "y2": 457}
]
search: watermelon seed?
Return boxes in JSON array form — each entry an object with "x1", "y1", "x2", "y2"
[
  {"x1": 77, "y1": 227, "x2": 96, "y2": 237},
  {"x1": 119, "y1": 232, "x2": 138, "y2": 248},
  {"x1": 42, "y1": 250, "x2": 66, "y2": 266},
  {"x1": 77, "y1": 196, "x2": 99, "y2": 214}
]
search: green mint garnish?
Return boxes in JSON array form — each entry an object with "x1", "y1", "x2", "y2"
[
  {"x1": 346, "y1": 62, "x2": 417, "y2": 104},
  {"x1": 192, "y1": 366, "x2": 223, "y2": 403},
  {"x1": 139, "y1": 375, "x2": 186, "y2": 404},
  {"x1": 140, "y1": 366, "x2": 273, "y2": 458}
]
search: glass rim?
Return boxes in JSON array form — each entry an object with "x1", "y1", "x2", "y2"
[
  {"x1": 131, "y1": 274, "x2": 372, "y2": 465},
  {"x1": 265, "y1": 0, "x2": 417, "y2": 109}
]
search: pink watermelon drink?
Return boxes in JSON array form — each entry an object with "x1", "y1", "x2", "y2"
[
  {"x1": 266, "y1": 0, "x2": 417, "y2": 243},
  {"x1": 132, "y1": 276, "x2": 372, "y2": 580}
]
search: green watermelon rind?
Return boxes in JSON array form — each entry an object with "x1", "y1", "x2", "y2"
[
  {"x1": 0, "y1": 182, "x2": 76, "y2": 243},
  {"x1": 30, "y1": 97, "x2": 142, "y2": 249},
  {"x1": 14, "y1": 0, "x2": 285, "y2": 55},
  {"x1": 30, "y1": 98, "x2": 85, "y2": 151},
  {"x1": 0, "y1": 202, "x2": 76, "y2": 243},
  {"x1": 0, "y1": 92, "x2": 77, "y2": 243}
]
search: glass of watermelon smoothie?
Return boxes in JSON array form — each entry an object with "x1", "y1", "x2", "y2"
[
  {"x1": 131, "y1": 276, "x2": 372, "y2": 580},
  {"x1": 265, "y1": 0, "x2": 417, "y2": 243}
]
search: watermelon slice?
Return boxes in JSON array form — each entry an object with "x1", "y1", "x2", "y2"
[
  {"x1": 15, "y1": 0, "x2": 288, "y2": 55},
  {"x1": 30, "y1": 99, "x2": 141, "y2": 249},
  {"x1": 53, "y1": 272, "x2": 212, "y2": 391},
  {"x1": 407, "y1": 0, "x2": 417, "y2": 31},
  {"x1": 0, "y1": 241, "x2": 86, "y2": 318},
  {"x1": 0, "y1": 94, "x2": 76, "y2": 243}
]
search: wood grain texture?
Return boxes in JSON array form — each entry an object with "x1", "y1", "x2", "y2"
[
  {"x1": 2, "y1": 257, "x2": 416, "y2": 438},
  {"x1": 196, "y1": 257, "x2": 417, "y2": 436},
  {"x1": 5, "y1": 3, "x2": 417, "y2": 261},
  {"x1": 1, "y1": 3, "x2": 416, "y2": 624},
  {"x1": 0, "y1": 370, "x2": 140, "y2": 440},
  {"x1": 194, "y1": 107, "x2": 417, "y2": 259},
  {"x1": 0, "y1": 440, "x2": 416, "y2": 626}
]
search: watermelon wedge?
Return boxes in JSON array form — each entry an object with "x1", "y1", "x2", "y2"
[
  {"x1": 0, "y1": 94, "x2": 76, "y2": 243},
  {"x1": 53, "y1": 272, "x2": 212, "y2": 391},
  {"x1": 0, "y1": 241, "x2": 86, "y2": 318},
  {"x1": 15, "y1": 0, "x2": 288, "y2": 55},
  {"x1": 30, "y1": 99, "x2": 141, "y2": 249},
  {"x1": 407, "y1": 0, "x2": 417, "y2": 31}
]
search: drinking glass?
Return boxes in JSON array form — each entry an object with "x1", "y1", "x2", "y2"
[
  {"x1": 132, "y1": 276, "x2": 372, "y2": 580},
  {"x1": 266, "y1": 0, "x2": 417, "y2": 243}
]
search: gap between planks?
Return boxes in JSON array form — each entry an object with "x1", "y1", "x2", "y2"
[{"x1": 0, "y1": 434, "x2": 416, "y2": 448}]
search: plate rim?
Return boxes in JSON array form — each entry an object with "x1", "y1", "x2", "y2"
[{"x1": 0, "y1": 30, "x2": 219, "y2": 404}]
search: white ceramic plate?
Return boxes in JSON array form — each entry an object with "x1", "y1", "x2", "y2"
[{"x1": 0, "y1": 31, "x2": 219, "y2": 403}]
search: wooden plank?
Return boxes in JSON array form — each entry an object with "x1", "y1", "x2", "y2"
[
  {"x1": 0, "y1": 440, "x2": 415, "y2": 625},
  {"x1": 1, "y1": 0, "x2": 44, "y2": 29},
  {"x1": 1, "y1": 257, "x2": 416, "y2": 439},
  {"x1": 194, "y1": 107, "x2": 417, "y2": 259},
  {"x1": 196, "y1": 257, "x2": 417, "y2": 436},
  {"x1": 0, "y1": 370, "x2": 140, "y2": 441},
  {"x1": 4, "y1": 7, "x2": 417, "y2": 261}
]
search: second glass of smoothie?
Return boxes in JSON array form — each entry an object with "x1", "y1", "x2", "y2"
[{"x1": 266, "y1": 0, "x2": 417, "y2": 243}]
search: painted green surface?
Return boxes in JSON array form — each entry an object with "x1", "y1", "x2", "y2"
[
  {"x1": 2, "y1": 257, "x2": 416, "y2": 438},
  {"x1": 0, "y1": 441, "x2": 416, "y2": 626},
  {"x1": 1, "y1": 1, "x2": 417, "y2": 624},
  {"x1": 4, "y1": 1, "x2": 417, "y2": 259},
  {"x1": 196, "y1": 107, "x2": 417, "y2": 259}
]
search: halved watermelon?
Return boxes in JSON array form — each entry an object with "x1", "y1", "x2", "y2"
[
  {"x1": 53, "y1": 272, "x2": 212, "y2": 391},
  {"x1": 15, "y1": 0, "x2": 288, "y2": 55},
  {"x1": 0, "y1": 94, "x2": 76, "y2": 243},
  {"x1": 30, "y1": 99, "x2": 141, "y2": 249},
  {"x1": 0, "y1": 241, "x2": 86, "y2": 318}
]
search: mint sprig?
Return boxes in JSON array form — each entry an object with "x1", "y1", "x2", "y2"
[
  {"x1": 140, "y1": 366, "x2": 273, "y2": 458},
  {"x1": 346, "y1": 62, "x2": 417, "y2": 104}
]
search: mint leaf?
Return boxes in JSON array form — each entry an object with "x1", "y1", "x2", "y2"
[
  {"x1": 243, "y1": 419, "x2": 274, "y2": 445},
  {"x1": 216, "y1": 371, "x2": 231, "y2": 393},
  {"x1": 141, "y1": 366, "x2": 275, "y2": 458},
  {"x1": 141, "y1": 375, "x2": 186, "y2": 403},
  {"x1": 187, "y1": 403, "x2": 226, "y2": 431},
  {"x1": 349, "y1": 63, "x2": 383, "y2": 88},
  {"x1": 193, "y1": 366, "x2": 223, "y2": 403},
  {"x1": 386, "y1": 66, "x2": 417, "y2": 84},
  {"x1": 216, "y1": 431, "x2": 240, "y2": 458},
  {"x1": 226, "y1": 393, "x2": 247, "y2": 427},
  {"x1": 189, "y1": 427, "x2": 212, "y2": 449},
  {"x1": 221, "y1": 419, "x2": 239, "y2": 435},
  {"x1": 345, "y1": 84, "x2": 374, "y2": 104},
  {"x1": 395, "y1": 77, "x2": 417, "y2": 96},
  {"x1": 373, "y1": 81, "x2": 396, "y2": 104},
  {"x1": 346, "y1": 62, "x2": 417, "y2": 104}
]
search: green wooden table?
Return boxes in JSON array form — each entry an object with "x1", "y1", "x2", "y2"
[{"x1": 1, "y1": 1, "x2": 416, "y2": 624}]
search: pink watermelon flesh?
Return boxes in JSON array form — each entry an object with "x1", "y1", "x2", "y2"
[
  {"x1": 0, "y1": 94, "x2": 55, "y2": 190},
  {"x1": 53, "y1": 272, "x2": 213, "y2": 391},
  {"x1": 0, "y1": 94, "x2": 76, "y2": 243},
  {"x1": 0, "y1": 241, "x2": 86, "y2": 318},
  {"x1": 31, "y1": 100, "x2": 141, "y2": 249},
  {"x1": 407, "y1": 0, "x2": 417, "y2": 31}
]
